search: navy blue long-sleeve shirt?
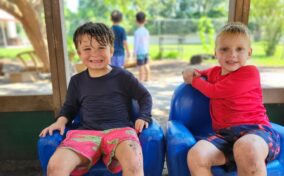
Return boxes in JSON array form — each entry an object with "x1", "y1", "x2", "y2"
[{"x1": 58, "y1": 67, "x2": 152, "y2": 130}]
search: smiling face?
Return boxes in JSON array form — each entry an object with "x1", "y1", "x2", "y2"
[
  {"x1": 73, "y1": 22, "x2": 114, "y2": 77},
  {"x1": 77, "y1": 34, "x2": 114, "y2": 75},
  {"x1": 215, "y1": 33, "x2": 252, "y2": 75}
]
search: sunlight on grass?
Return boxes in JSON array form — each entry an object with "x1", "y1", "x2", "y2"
[{"x1": 1, "y1": 42, "x2": 283, "y2": 66}]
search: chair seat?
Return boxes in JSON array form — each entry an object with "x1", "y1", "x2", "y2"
[
  {"x1": 166, "y1": 83, "x2": 284, "y2": 176},
  {"x1": 86, "y1": 161, "x2": 121, "y2": 176},
  {"x1": 38, "y1": 119, "x2": 165, "y2": 176}
]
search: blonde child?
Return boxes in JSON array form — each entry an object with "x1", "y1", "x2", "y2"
[
  {"x1": 134, "y1": 11, "x2": 151, "y2": 82},
  {"x1": 183, "y1": 22, "x2": 280, "y2": 176}
]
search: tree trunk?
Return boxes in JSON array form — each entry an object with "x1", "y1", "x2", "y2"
[{"x1": 0, "y1": 0, "x2": 50, "y2": 72}]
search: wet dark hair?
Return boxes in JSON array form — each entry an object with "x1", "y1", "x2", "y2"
[
  {"x1": 73, "y1": 22, "x2": 114, "y2": 49},
  {"x1": 136, "y1": 11, "x2": 146, "y2": 24},
  {"x1": 111, "y1": 10, "x2": 123, "y2": 23}
]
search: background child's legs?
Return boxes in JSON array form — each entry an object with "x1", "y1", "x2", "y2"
[
  {"x1": 136, "y1": 54, "x2": 150, "y2": 82},
  {"x1": 138, "y1": 65, "x2": 144, "y2": 81},
  {"x1": 187, "y1": 140, "x2": 226, "y2": 176},
  {"x1": 114, "y1": 140, "x2": 143, "y2": 176},
  {"x1": 47, "y1": 148, "x2": 89, "y2": 176},
  {"x1": 143, "y1": 56, "x2": 150, "y2": 81},
  {"x1": 233, "y1": 134, "x2": 268, "y2": 176},
  {"x1": 143, "y1": 63, "x2": 150, "y2": 81}
]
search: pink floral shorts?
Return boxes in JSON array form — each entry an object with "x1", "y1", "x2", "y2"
[{"x1": 59, "y1": 127, "x2": 140, "y2": 176}]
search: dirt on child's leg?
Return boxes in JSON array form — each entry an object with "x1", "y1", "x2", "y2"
[{"x1": 115, "y1": 140, "x2": 144, "y2": 176}]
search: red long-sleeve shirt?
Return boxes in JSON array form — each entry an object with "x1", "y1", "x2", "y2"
[{"x1": 192, "y1": 65, "x2": 270, "y2": 130}]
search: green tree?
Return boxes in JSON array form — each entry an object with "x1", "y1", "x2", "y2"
[
  {"x1": 64, "y1": 0, "x2": 162, "y2": 35},
  {"x1": 251, "y1": 0, "x2": 284, "y2": 56},
  {"x1": 176, "y1": 0, "x2": 227, "y2": 18},
  {"x1": 198, "y1": 16, "x2": 215, "y2": 53}
]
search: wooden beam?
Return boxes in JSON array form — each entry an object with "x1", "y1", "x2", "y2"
[
  {"x1": 229, "y1": 0, "x2": 250, "y2": 25},
  {"x1": 263, "y1": 88, "x2": 284, "y2": 104},
  {"x1": 0, "y1": 95, "x2": 53, "y2": 112},
  {"x1": 43, "y1": 0, "x2": 71, "y2": 115}
]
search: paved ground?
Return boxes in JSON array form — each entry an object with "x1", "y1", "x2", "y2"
[
  {"x1": 0, "y1": 59, "x2": 284, "y2": 175},
  {"x1": 2, "y1": 59, "x2": 283, "y2": 129}
]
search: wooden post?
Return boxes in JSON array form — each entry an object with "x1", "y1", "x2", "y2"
[
  {"x1": 229, "y1": 0, "x2": 250, "y2": 25},
  {"x1": 43, "y1": 0, "x2": 71, "y2": 116}
]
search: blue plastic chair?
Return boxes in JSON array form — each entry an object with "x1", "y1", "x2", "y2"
[
  {"x1": 38, "y1": 100, "x2": 165, "y2": 176},
  {"x1": 166, "y1": 83, "x2": 284, "y2": 176}
]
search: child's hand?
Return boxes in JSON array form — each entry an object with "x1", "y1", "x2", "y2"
[
  {"x1": 182, "y1": 68, "x2": 195, "y2": 84},
  {"x1": 182, "y1": 68, "x2": 200, "y2": 84},
  {"x1": 193, "y1": 70, "x2": 201, "y2": 77},
  {"x1": 39, "y1": 116, "x2": 68, "y2": 137},
  {"x1": 135, "y1": 119, "x2": 149, "y2": 133}
]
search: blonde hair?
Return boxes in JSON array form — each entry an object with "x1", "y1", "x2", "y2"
[{"x1": 216, "y1": 22, "x2": 251, "y2": 45}]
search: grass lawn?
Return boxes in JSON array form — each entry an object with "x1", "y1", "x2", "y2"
[
  {"x1": 1, "y1": 42, "x2": 284, "y2": 66},
  {"x1": 0, "y1": 47, "x2": 33, "y2": 60}
]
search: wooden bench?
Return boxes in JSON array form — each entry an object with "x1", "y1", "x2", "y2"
[
  {"x1": 124, "y1": 58, "x2": 136, "y2": 68},
  {"x1": 16, "y1": 50, "x2": 44, "y2": 72},
  {"x1": 8, "y1": 51, "x2": 44, "y2": 82},
  {"x1": 0, "y1": 62, "x2": 4, "y2": 76},
  {"x1": 158, "y1": 35, "x2": 184, "y2": 59}
]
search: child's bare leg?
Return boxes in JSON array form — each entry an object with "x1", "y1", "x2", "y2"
[
  {"x1": 187, "y1": 140, "x2": 226, "y2": 176},
  {"x1": 233, "y1": 134, "x2": 268, "y2": 176},
  {"x1": 144, "y1": 64, "x2": 150, "y2": 81},
  {"x1": 115, "y1": 140, "x2": 143, "y2": 176},
  {"x1": 47, "y1": 148, "x2": 89, "y2": 176},
  {"x1": 138, "y1": 66, "x2": 144, "y2": 81}
]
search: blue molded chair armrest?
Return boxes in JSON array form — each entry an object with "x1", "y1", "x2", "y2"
[
  {"x1": 38, "y1": 131, "x2": 65, "y2": 174},
  {"x1": 166, "y1": 120, "x2": 196, "y2": 176},
  {"x1": 139, "y1": 118, "x2": 165, "y2": 176},
  {"x1": 271, "y1": 123, "x2": 284, "y2": 163}
]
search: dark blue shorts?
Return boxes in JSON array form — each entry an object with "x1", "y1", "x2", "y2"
[
  {"x1": 111, "y1": 55, "x2": 125, "y2": 68},
  {"x1": 205, "y1": 124, "x2": 280, "y2": 171},
  {"x1": 136, "y1": 54, "x2": 149, "y2": 66}
]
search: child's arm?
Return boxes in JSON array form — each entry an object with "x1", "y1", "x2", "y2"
[
  {"x1": 133, "y1": 31, "x2": 138, "y2": 58},
  {"x1": 123, "y1": 72, "x2": 152, "y2": 125},
  {"x1": 123, "y1": 40, "x2": 130, "y2": 58},
  {"x1": 39, "y1": 116, "x2": 68, "y2": 137},
  {"x1": 39, "y1": 76, "x2": 80, "y2": 137},
  {"x1": 192, "y1": 66, "x2": 260, "y2": 98}
]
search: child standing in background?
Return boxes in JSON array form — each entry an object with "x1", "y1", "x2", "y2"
[
  {"x1": 110, "y1": 10, "x2": 130, "y2": 68},
  {"x1": 134, "y1": 11, "x2": 151, "y2": 82}
]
